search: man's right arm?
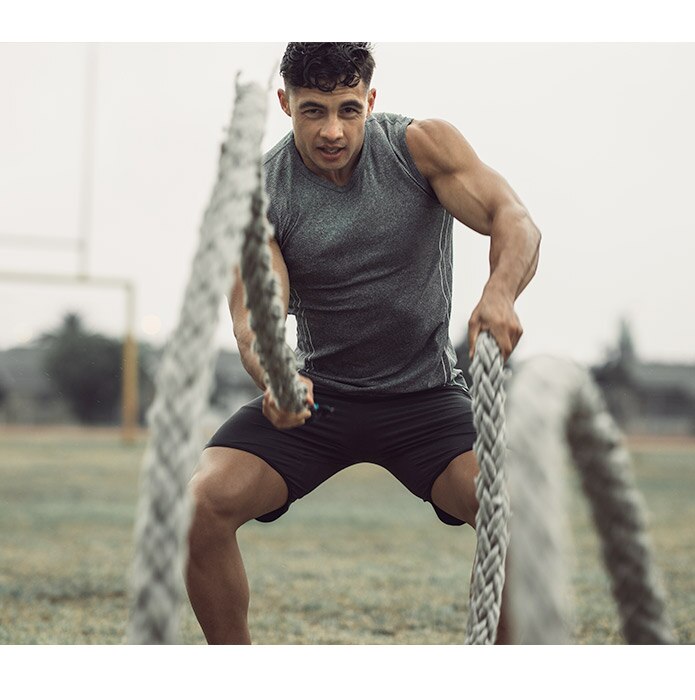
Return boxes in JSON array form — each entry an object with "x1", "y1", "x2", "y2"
[{"x1": 229, "y1": 237, "x2": 314, "y2": 428}]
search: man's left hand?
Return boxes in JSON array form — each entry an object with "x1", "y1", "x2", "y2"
[{"x1": 467, "y1": 287, "x2": 523, "y2": 362}]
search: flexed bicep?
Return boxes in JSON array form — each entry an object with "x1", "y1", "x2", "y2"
[{"x1": 405, "y1": 119, "x2": 527, "y2": 236}]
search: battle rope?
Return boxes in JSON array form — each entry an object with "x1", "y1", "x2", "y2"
[
  {"x1": 127, "y1": 79, "x2": 270, "y2": 643},
  {"x1": 506, "y1": 357, "x2": 675, "y2": 644},
  {"x1": 239, "y1": 165, "x2": 308, "y2": 413},
  {"x1": 465, "y1": 332, "x2": 510, "y2": 644}
]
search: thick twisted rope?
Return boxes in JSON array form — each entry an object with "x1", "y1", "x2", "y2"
[
  {"x1": 240, "y1": 165, "x2": 307, "y2": 412},
  {"x1": 127, "y1": 79, "x2": 270, "y2": 644},
  {"x1": 568, "y1": 371, "x2": 674, "y2": 643},
  {"x1": 465, "y1": 331, "x2": 510, "y2": 644},
  {"x1": 506, "y1": 357, "x2": 675, "y2": 644},
  {"x1": 505, "y1": 359, "x2": 578, "y2": 644}
]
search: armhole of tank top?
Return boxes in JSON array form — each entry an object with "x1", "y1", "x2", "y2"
[
  {"x1": 394, "y1": 117, "x2": 439, "y2": 202},
  {"x1": 265, "y1": 200, "x2": 287, "y2": 249},
  {"x1": 263, "y1": 136, "x2": 294, "y2": 250},
  {"x1": 267, "y1": 192, "x2": 294, "y2": 252}
]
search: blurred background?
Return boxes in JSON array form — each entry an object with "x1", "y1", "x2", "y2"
[{"x1": 1, "y1": 42, "x2": 694, "y2": 436}]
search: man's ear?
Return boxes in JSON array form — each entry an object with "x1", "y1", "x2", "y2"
[
  {"x1": 367, "y1": 88, "x2": 377, "y2": 116},
  {"x1": 278, "y1": 88, "x2": 291, "y2": 117}
]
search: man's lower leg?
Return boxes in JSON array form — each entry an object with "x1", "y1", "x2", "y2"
[{"x1": 186, "y1": 524, "x2": 252, "y2": 644}]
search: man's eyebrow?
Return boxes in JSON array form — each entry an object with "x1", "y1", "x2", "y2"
[
  {"x1": 339, "y1": 100, "x2": 365, "y2": 110},
  {"x1": 297, "y1": 100, "x2": 325, "y2": 110},
  {"x1": 340, "y1": 100, "x2": 364, "y2": 109},
  {"x1": 298, "y1": 99, "x2": 365, "y2": 110}
]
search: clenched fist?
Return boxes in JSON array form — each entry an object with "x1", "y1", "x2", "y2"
[
  {"x1": 468, "y1": 287, "x2": 523, "y2": 362},
  {"x1": 262, "y1": 375, "x2": 315, "y2": 430}
]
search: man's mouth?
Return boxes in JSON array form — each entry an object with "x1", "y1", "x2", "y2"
[{"x1": 318, "y1": 146, "x2": 345, "y2": 156}]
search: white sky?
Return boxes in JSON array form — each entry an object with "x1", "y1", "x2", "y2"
[{"x1": 1, "y1": 19, "x2": 694, "y2": 368}]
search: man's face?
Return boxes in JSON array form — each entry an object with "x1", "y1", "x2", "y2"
[{"x1": 277, "y1": 81, "x2": 376, "y2": 185}]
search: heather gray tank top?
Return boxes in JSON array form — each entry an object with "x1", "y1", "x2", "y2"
[{"x1": 263, "y1": 112, "x2": 466, "y2": 396}]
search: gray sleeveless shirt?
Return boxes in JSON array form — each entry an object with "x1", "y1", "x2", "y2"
[{"x1": 263, "y1": 112, "x2": 466, "y2": 396}]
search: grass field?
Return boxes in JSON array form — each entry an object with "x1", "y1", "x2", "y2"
[{"x1": 1, "y1": 426, "x2": 693, "y2": 645}]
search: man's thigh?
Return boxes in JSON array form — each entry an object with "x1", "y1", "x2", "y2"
[
  {"x1": 429, "y1": 450, "x2": 480, "y2": 526},
  {"x1": 204, "y1": 391, "x2": 360, "y2": 522},
  {"x1": 191, "y1": 447, "x2": 290, "y2": 526}
]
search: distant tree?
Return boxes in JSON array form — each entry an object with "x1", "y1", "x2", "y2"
[
  {"x1": 590, "y1": 316, "x2": 642, "y2": 426},
  {"x1": 617, "y1": 317, "x2": 637, "y2": 366},
  {"x1": 39, "y1": 313, "x2": 124, "y2": 424},
  {"x1": 593, "y1": 317, "x2": 639, "y2": 384}
]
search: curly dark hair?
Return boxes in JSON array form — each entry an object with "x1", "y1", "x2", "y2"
[{"x1": 279, "y1": 42, "x2": 375, "y2": 92}]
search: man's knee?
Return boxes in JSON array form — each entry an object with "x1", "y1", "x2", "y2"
[{"x1": 188, "y1": 448, "x2": 288, "y2": 549}]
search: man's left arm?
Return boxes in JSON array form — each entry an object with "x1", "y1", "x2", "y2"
[{"x1": 406, "y1": 118, "x2": 542, "y2": 361}]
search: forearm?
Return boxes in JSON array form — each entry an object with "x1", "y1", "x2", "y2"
[
  {"x1": 236, "y1": 327, "x2": 300, "y2": 395},
  {"x1": 235, "y1": 328, "x2": 268, "y2": 392},
  {"x1": 485, "y1": 205, "x2": 541, "y2": 301},
  {"x1": 236, "y1": 327, "x2": 314, "y2": 428}
]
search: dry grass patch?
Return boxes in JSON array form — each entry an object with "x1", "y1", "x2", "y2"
[{"x1": 1, "y1": 429, "x2": 692, "y2": 644}]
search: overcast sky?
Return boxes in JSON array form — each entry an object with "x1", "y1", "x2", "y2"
[{"x1": 1, "y1": 41, "x2": 694, "y2": 367}]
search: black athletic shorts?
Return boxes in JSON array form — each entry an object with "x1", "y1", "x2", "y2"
[{"x1": 205, "y1": 381, "x2": 476, "y2": 526}]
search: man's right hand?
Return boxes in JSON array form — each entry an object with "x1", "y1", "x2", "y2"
[{"x1": 262, "y1": 375, "x2": 315, "y2": 430}]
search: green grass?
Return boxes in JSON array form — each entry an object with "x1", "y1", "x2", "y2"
[{"x1": 0, "y1": 428, "x2": 693, "y2": 644}]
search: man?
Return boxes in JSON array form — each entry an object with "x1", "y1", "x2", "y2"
[{"x1": 185, "y1": 42, "x2": 541, "y2": 644}]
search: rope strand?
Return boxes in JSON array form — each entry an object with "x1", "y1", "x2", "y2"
[
  {"x1": 240, "y1": 164, "x2": 307, "y2": 413},
  {"x1": 506, "y1": 357, "x2": 675, "y2": 644},
  {"x1": 465, "y1": 332, "x2": 510, "y2": 644},
  {"x1": 127, "y1": 79, "x2": 269, "y2": 643}
]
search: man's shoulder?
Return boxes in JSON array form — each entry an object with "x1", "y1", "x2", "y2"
[
  {"x1": 404, "y1": 118, "x2": 477, "y2": 181},
  {"x1": 370, "y1": 113, "x2": 439, "y2": 197},
  {"x1": 365, "y1": 112, "x2": 415, "y2": 165},
  {"x1": 262, "y1": 132, "x2": 296, "y2": 206},
  {"x1": 369, "y1": 111, "x2": 411, "y2": 125},
  {"x1": 368, "y1": 111, "x2": 413, "y2": 137},
  {"x1": 263, "y1": 131, "x2": 294, "y2": 170}
]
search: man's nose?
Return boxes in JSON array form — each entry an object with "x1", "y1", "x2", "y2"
[{"x1": 320, "y1": 115, "x2": 343, "y2": 141}]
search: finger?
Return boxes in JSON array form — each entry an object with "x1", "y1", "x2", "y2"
[
  {"x1": 468, "y1": 325, "x2": 479, "y2": 359},
  {"x1": 301, "y1": 378, "x2": 315, "y2": 406},
  {"x1": 490, "y1": 329, "x2": 511, "y2": 361},
  {"x1": 300, "y1": 407, "x2": 312, "y2": 420},
  {"x1": 501, "y1": 323, "x2": 522, "y2": 359},
  {"x1": 514, "y1": 324, "x2": 524, "y2": 348},
  {"x1": 303, "y1": 387, "x2": 314, "y2": 408}
]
